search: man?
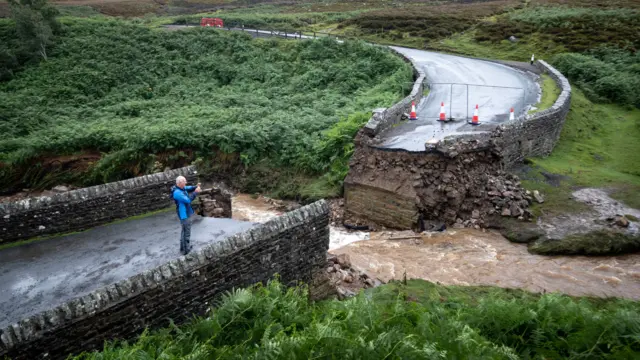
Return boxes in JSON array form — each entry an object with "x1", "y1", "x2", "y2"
[{"x1": 171, "y1": 176, "x2": 201, "y2": 255}]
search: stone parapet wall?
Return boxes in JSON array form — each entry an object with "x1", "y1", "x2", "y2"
[
  {"x1": 0, "y1": 200, "x2": 330, "y2": 360},
  {"x1": 495, "y1": 60, "x2": 572, "y2": 168},
  {"x1": 0, "y1": 167, "x2": 197, "y2": 245},
  {"x1": 362, "y1": 49, "x2": 426, "y2": 137}
]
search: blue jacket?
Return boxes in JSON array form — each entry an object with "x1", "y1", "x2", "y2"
[{"x1": 171, "y1": 185, "x2": 197, "y2": 220}]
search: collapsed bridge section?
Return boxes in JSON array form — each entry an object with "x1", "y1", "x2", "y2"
[{"x1": 344, "y1": 54, "x2": 571, "y2": 230}]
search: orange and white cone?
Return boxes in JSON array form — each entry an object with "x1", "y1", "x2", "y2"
[
  {"x1": 470, "y1": 104, "x2": 480, "y2": 125},
  {"x1": 509, "y1": 107, "x2": 515, "y2": 121},
  {"x1": 409, "y1": 101, "x2": 418, "y2": 121},
  {"x1": 439, "y1": 102, "x2": 446, "y2": 121}
]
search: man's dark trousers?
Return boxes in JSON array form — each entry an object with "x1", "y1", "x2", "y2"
[{"x1": 180, "y1": 216, "x2": 193, "y2": 254}]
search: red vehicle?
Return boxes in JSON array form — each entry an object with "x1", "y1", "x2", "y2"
[{"x1": 200, "y1": 18, "x2": 224, "y2": 28}]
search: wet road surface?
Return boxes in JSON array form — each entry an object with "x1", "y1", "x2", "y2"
[
  {"x1": 377, "y1": 47, "x2": 540, "y2": 151},
  {"x1": 0, "y1": 211, "x2": 255, "y2": 328}
]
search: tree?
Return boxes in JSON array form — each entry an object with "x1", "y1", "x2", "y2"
[{"x1": 8, "y1": 0, "x2": 59, "y2": 61}]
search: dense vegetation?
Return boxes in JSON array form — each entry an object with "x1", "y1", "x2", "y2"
[
  {"x1": 0, "y1": 0, "x2": 60, "y2": 81},
  {"x1": 552, "y1": 51, "x2": 640, "y2": 108},
  {"x1": 475, "y1": 5, "x2": 640, "y2": 53},
  {"x1": 0, "y1": 18, "x2": 412, "y2": 196},
  {"x1": 171, "y1": 1, "x2": 640, "y2": 109},
  {"x1": 473, "y1": 4, "x2": 640, "y2": 107},
  {"x1": 72, "y1": 279, "x2": 640, "y2": 359}
]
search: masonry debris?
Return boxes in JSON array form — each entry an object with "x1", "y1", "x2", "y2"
[
  {"x1": 345, "y1": 139, "x2": 539, "y2": 231},
  {"x1": 195, "y1": 187, "x2": 232, "y2": 218},
  {"x1": 325, "y1": 253, "x2": 384, "y2": 299}
]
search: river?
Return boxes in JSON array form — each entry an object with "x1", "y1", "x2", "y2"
[{"x1": 233, "y1": 194, "x2": 640, "y2": 300}]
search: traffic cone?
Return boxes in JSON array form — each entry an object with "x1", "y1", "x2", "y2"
[
  {"x1": 509, "y1": 107, "x2": 515, "y2": 121},
  {"x1": 409, "y1": 101, "x2": 418, "y2": 121},
  {"x1": 470, "y1": 104, "x2": 480, "y2": 125},
  {"x1": 438, "y1": 102, "x2": 446, "y2": 121}
]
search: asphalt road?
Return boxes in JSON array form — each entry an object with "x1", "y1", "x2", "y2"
[
  {"x1": 376, "y1": 47, "x2": 540, "y2": 151},
  {"x1": 0, "y1": 211, "x2": 255, "y2": 328}
]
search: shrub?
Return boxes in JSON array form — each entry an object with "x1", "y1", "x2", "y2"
[
  {"x1": 476, "y1": 5, "x2": 640, "y2": 53},
  {"x1": 70, "y1": 279, "x2": 640, "y2": 359},
  {"x1": 0, "y1": 18, "x2": 412, "y2": 193},
  {"x1": 552, "y1": 52, "x2": 640, "y2": 107}
]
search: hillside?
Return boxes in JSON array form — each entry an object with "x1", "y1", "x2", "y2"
[
  {"x1": 0, "y1": 17, "x2": 412, "y2": 198},
  {"x1": 159, "y1": 0, "x2": 640, "y2": 211},
  {"x1": 2, "y1": 1, "x2": 640, "y2": 359}
]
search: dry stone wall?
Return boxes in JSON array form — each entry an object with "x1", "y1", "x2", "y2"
[
  {"x1": 362, "y1": 49, "x2": 426, "y2": 136},
  {"x1": 0, "y1": 200, "x2": 330, "y2": 360},
  {"x1": 0, "y1": 167, "x2": 197, "y2": 245},
  {"x1": 495, "y1": 60, "x2": 572, "y2": 168}
]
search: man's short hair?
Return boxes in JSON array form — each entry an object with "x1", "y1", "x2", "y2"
[{"x1": 176, "y1": 176, "x2": 187, "y2": 185}]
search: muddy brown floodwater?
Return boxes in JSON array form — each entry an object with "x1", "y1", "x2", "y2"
[
  {"x1": 233, "y1": 192, "x2": 640, "y2": 300},
  {"x1": 331, "y1": 229, "x2": 640, "y2": 300},
  {"x1": 232, "y1": 194, "x2": 368, "y2": 250}
]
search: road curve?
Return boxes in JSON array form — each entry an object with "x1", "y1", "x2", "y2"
[{"x1": 376, "y1": 47, "x2": 540, "y2": 152}]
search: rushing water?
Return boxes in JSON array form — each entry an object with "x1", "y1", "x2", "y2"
[
  {"x1": 233, "y1": 193, "x2": 640, "y2": 300},
  {"x1": 332, "y1": 229, "x2": 640, "y2": 300},
  {"x1": 232, "y1": 194, "x2": 368, "y2": 250}
]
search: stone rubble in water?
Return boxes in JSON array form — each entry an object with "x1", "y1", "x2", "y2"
[
  {"x1": 537, "y1": 188, "x2": 640, "y2": 240},
  {"x1": 326, "y1": 253, "x2": 384, "y2": 299},
  {"x1": 614, "y1": 216, "x2": 630, "y2": 228}
]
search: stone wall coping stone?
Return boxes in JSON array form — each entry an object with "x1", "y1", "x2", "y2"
[
  {"x1": 0, "y1": 166, "x2": 197, "y2": 216},
  {"x1": 0, "y1": 199, "x2": 329, "y2": 353}
]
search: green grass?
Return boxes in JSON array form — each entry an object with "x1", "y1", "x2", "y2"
[
  {"x1": 525, "y1": 89, "x2": 640, "y2": 208},
  {"x1": 529, "y1": 74, "x2": 560, "y2": 114},
  {"x1": 70, "y1": 278, "x2": 640, "y2": 359},
  {"x1": 430, "y1": 30, "x2": 565, "y2": 61}
]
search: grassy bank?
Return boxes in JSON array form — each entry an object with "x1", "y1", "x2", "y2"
[
  {"x1": 522, "y1": 89, "x2": 640, "y2": 214},
  {"x1": 71, "y1": 278, "x2": 640, "y2": 359},
  {"x1": 529, "y1": 74, "x2": 560, "y2": 114},
  {"x1": 0, "y1": 17, "x2": 412, "y2": 199}
]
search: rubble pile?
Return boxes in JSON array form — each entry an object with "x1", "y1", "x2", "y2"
[
  {"x1": 325, "y1": 253, "x2": 383, "y2": 299},
  {"x1": 196, "y1": 188, "x2": 232, "y2": 218},
  {"x1": 346, "y1": 140, "x2": 544, "y2": 229}
]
